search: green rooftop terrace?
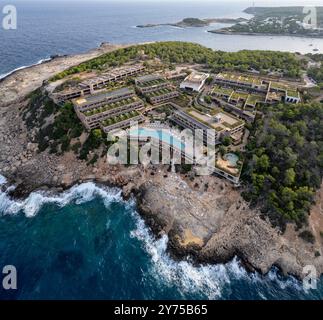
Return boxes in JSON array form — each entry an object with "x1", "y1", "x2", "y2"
[
  {"x1": 83, "y1": 97, "x2": 140, "y2": 117},
  {"x1": 146, "y1": 88, "x2": 175, "y2": 97},
  {"x1": 101, "y1": 110, "x2": 141, "y2": 127},
  {"x1": 246, "y1": 94, "x2": 265, "y2": 106},
  {"x1": 212, "y1": 86, "x2": 234, "y2": 97},
  {"x1": 185, "y1": 108, "x2": 244, "y2": 131},
  {"x1": 137, "y1": 78, "x2": 167, "y2": 88},
  {"x1": 230, "y1": 91, "x2": 249, "y2": 101},
  {"x1": 286, "y1": 89, "x2": 300, "y2": 98},
  {"x1": 217, "y1": 73, "x2": 256, "y2": 85}
]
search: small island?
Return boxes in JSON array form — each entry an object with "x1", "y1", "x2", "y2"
[
  {"x1": 209, "y1": 6, "x2": 323, "y2": 38},
  {"x1": 136, "y1": 17, "x2": 247, "y2": 28}
]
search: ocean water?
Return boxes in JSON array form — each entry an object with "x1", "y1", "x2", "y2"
[
  {"x1": 1, "y1": 0, "x2": 323, "y2": 300},
  {"x1": 1, "y1": 0, "x2": 323, "y2": 77},
  {"x1": 0, "y1": 175, "x2": 322, "y2": 300}
]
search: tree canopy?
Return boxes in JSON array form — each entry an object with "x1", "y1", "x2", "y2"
[
  {"x1": 243, "y1": 102, "x2": 323, "y2": 228},
  {"x1": 50, "y1": 42, "x2": 302, "y2": 81}
]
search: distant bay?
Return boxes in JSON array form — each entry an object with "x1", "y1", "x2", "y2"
[{"x1": 1, "y1": 0, "x2": 323, "y2": 77}]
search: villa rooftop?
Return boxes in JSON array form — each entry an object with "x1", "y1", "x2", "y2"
[
  {"x1": 82, "y1": 97, "x2": 140, "y2": 117},
  {"x1": 73, "y1": 87, "x2": 134, "y2": 107},
  {"x1": 246, "y1": 94, "x2": 265, "y2": 106},
  {"x1": 80, "y1": 64, "x2": 144, "y2": 87},
  {"x1": 186, "y1": 109, "x2": 244, "y2": 132},
  {"x1": 212, "y1": 86, "x2": 234, "y2": 96},
  {"x1": 230, "y1": 91, "x2": 249, "y2": 101},
  {"x1": 216, "y1": 73, "x2": 258, "y2": 85},
  {"x1": 135, "y1": 74, "x2": 165, "y2": 84},
  {"x1": 184, "y1": 72, "x2": 209, "y2": 84}
]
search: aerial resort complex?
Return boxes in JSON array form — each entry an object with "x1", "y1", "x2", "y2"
[
  {"x1": 2, "y1": 3, "x2": 323, "y2": 300},
  {"x1": 48, "y1": 53, "x2": 303, "y2": 185},
  {"x1": 211, "y1": 72, "x2": 301, "y2": 122}
]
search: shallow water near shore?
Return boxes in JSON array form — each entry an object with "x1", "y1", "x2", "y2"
[{"x1": 0, "y1": 176, "x2": 322, "y2": 300}]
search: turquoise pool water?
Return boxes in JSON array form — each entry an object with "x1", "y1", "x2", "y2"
[
  {"x1": 129, "y1": 128, "x2": 185, "y2": 150},
  {"x1": 224, "y1": 153, "x2": 239, "y2": 167}
]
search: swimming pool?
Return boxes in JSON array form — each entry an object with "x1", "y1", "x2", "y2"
[
  {"x1": 129, "y1": 128, "x2": 186, "y2": 150},
  {"x1": 224, "y1": 153, "x2": 239, "y2": 167}
]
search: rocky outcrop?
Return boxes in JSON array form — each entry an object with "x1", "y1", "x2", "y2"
[
  {"x1": 0, "y1": 43, "x2": 128, "y2": 108},
  {"x1": 1, "y1": 46, "x2": 322, "y2": 281},
  {"x1": 135, "y1": 171, "x2": 323, "y2": 279}
]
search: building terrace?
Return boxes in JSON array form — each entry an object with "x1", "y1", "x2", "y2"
[
  {"x1": 215, "y1": 72, "x2": 268, "y2": 91},
  {"x1": 180, "y1": 72, "x2": 210, "y2": 92},
  {"x1": 73, "y1": 87, "x2": 136, "y2": 112},
  {"x1": 229, "y1": 91, "x2": 249, "y2": 104},
  {"x1": 73, "y1": 87, "x2": 145, "y2": 130},
  {"x1": 245, "y1": 94, "x2": 265, "y2": 109},
  {"x1": 134, "y1": 73, "x2": 179, "y2": 104},
  {"x1": 52, "y1": 64, "x2": 145, "y2": 103},
  {"x1": 100, "y1": 111, "x2": 145, "y2": 133},
  {"x1": 170, "y1": 107, "x2": 245, "y2": 145},
  {"x1": 80, "y1": 64, "x2": 145, "y2": 90},
  {"x1": 135, "y1": 74, "x2": 167, "y2": 87},
  {"x1": 211, "y1": 86, "x2": 234, "y2": 100},
  {"x1": 214, "y1": 72, "x2": 301, "y2": 104}
]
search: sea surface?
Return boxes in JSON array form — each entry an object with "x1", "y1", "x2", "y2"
[
  {"x1": 0, "y1": 1, "x2": 323, "y2": 300},
  {"x1": 0, "y1": 175, "x2": 322, "y2": 300},
  {"x1": 1, "y1": 0, "x2": 323, "y2": 77}
]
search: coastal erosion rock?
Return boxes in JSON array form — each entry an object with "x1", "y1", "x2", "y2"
[
  {"x1": 0, "y1": 55, "x2": 322, "y2": 280},
  {"x1": 0, "y1": 43, "x2": 129, "y2": 108},
  {"x1": 135, "y1": 172, "x2": 323, "y2": 279}
]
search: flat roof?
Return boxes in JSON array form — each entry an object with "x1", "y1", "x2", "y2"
[
  {"x1": 231, "y1": 91, "x2": 249, "y2": 100},
  {"x1": 80, "y1": 64, "x2": 144, "y2": 87},
  {"x1": 73, "y1": 87, "x2": 134, "y2": 107},
  {"x1": 183, "y1": 72, "x2": 209, "y2": 84},
  {"x1": 185, "y1": 109, "x2": 244, "y2": 131},
  {"x1": 217, "y1": 73, "x2": 255, "y2": 84},
  {"x1": 216, "y1": 73, "x2": 267, "y2": 87},
  {"x1": 246, "y1": 94, "x2": 265, "y2": 106},
  {"x1": 136, "y1": 74, "x2": 164, "y2": 83},
  {"x1": 212, "y1": 85, "x2": 233, "y2": 96},
  {"x1": 286, "y1": 90, "x2": 300, "y2": 97}
]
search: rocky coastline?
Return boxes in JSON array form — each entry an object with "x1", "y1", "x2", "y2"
[
  {"x1": 0, "y1": 44, "x2": 323, "y2": 281},
  {"x1": 208, "y1": 29, "x2": 323, "y2": 39},
  {"x1": 136, "y1": 17, "x2": 246, "y2": 29}
]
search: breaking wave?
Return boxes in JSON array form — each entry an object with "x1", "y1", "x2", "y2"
[
  {"x1": 0, "y1": 175, "x2": 122, "y2": 218},
  {"x1": 0, "y1": 174, "x2": 305, "y2": 299},
  {"x1": 0, "y1": 58, "x2": 52, "y2": 81},
  {"x1": 129, "y1": 208, "x2": 304, "y2": 300}
]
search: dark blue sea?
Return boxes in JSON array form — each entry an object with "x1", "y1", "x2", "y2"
[
  {"x1": 1, "y1": 0, "x2": 323, "y2": 78},
  {"x1": 0, "y1": 1, "x2": 323, "y2": 300},
  {"x1": 0, "y1": 175, "x2": 322, "y2": 300}
]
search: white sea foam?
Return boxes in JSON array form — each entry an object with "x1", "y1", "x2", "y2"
[
  {"x1": 130, "y1": 210, "x2": 237, "y2": 299},
  {"x1": 0, "y1": 181, "x2": 122, "y2": 218},
  {"x1": 0, "y1": 176, "x2": 304, "y2": 298},
  {"x1": 0, "y1": 58, "x2": 52, "y2": 81},
  {"x1": 0, "y1": 174, "x2": 7, "y2": 185},
  {"x1": 129, "y1": 209, "x2": 304, "y2": 299}
]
